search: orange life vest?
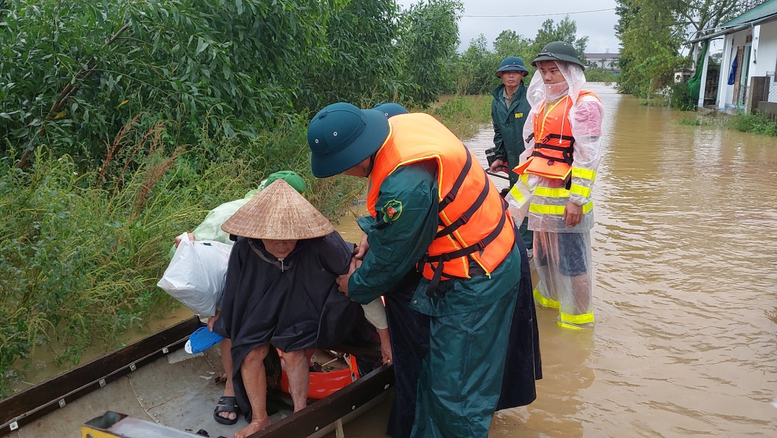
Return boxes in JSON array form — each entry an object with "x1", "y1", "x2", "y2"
[
  {"x1": 366, "y1": 113, "x2": 515, "y2": 293},
  {"x1": 515, "y1": 91, "x2": 598, "y2": 180}
]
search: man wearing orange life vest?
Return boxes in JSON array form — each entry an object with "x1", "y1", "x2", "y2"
[
  {"x1": 306, "y1": 103, "x2": 534, "y2": 437},
  {"x1": 507, "y1": 41, "x2": 604, "y2": 329}
]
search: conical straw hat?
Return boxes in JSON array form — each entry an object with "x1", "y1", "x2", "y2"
[{"x1": 221, "y1": 179, "x2": 334, "y2": 240}]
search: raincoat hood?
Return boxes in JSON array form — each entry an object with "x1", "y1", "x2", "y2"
[{"x1": 526, "y1": 61, "x2": 587, "y2": 107}]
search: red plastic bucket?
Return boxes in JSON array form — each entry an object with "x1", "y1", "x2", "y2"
[{"x1": 280, "y1": 354, "x2": 359, "y2": 399}]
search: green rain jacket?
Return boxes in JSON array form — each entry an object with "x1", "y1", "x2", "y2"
[
  {"x1": 491, "y1": 82, "x2": 533, "y2": 250},
  {"x1": 348, "y1": 161, "x2": 520, "y2": 437},
  {"x1": 491, "y1": 82, "x2": 531, "y2": 187}
]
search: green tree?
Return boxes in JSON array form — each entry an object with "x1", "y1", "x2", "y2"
[
  {"x1": 615, "y1": 0, "x2": 766, "y2": 96},
  {"x1": 616, "y1": 0, "x2": 685, "y2": 95},
  {"x1": 397, "y1": 0, "x2": 463, "y2": 106},
  {"x1": 451, "y1": 35, "x2": 500, "y2": 95},
  {"x1": 493, "y1": 30, "x2": 532, "y2": 61},
  {"x1": 299, "y1": 0, "x2": 403, "y2": 110},
  {"x1": 530, "y1": 16, "x2": 589, "y2": 66}
]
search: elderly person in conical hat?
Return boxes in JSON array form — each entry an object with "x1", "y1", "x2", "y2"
[{"x1": 209, "y1": 179, "x2": 365, "y2": 438}]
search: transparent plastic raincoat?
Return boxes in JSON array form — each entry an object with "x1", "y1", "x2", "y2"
[{"x1": 505, "y1": 61, "x2": 604, "y2": 328}]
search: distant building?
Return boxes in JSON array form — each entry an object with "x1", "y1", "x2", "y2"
[
  {"x1": 584, "y1": 52, "x2": 621, "y2": 73},
  {"x1": 674, "y1": 68, "x2": 694, "y2": 83},
  {"x1": 689, "y1": 0, "x2": 777, "y2": 115}
]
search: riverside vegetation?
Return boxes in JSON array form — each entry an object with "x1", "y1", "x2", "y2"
[{"x1": 679, "y1": 111, "x2": 777, "y2": 137}]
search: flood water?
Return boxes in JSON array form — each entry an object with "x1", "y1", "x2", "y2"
[{"x1": 332, "y1": 83, "x2": 777, "y2": 437}]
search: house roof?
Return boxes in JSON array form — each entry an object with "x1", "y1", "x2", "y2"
[
  {"x1": 687, "y1": 0, "x2": 777, "y2": 43},
  {"x1": 585, "y1": 53, "x2": 621, "y2": 59},
  {"x1": 720, "y1": 0, "x2": 777, "y2": 29}
]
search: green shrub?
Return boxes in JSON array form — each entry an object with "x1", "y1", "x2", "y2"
[
  {"x1": 585, "y1": 67, "x2": 619, "y2": 84},
  {"x1": 668, "y1": 82, "x2": 697, "y2": 111},
  {"x1": 725, "y1": 112, "x2": 777, "y2": 137}
]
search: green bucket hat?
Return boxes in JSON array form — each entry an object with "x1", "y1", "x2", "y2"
[
  {"x1": 532, "y1": 41, "x2": 585, "y2": 69},
  {"x1": 307, "y1": 102, "x2": 389, "y2": 178},
  {"x1": 373, "y1": 102, "x2": 408, "y2": 118},
  {"x1": 496, "y1": 56, "x2": 528, "y2": 77},
  {"x1": 262, "y1": 170, "x2": 307, "y2": 194}
]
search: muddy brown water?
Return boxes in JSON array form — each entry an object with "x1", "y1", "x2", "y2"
[{"x1": 330, "y1": 83, "x2": 777, "y2": 437}]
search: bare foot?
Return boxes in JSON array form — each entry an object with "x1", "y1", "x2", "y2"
[{"x1": 235, "y1": 418, "x2": 271, "y2": 438}]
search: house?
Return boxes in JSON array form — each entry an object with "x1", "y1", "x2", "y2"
[
  {"x1": 690, "y1": 0, "x2": 777, "y2": 116},
  {"x1": 583, "y1": 52, "x2": 620, "y2": 73}
]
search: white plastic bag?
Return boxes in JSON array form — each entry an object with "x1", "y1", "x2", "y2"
[{"x1": 157, "y1": 232, "x2": 232, "y2": 316}]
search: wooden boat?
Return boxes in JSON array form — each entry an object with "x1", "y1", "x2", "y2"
[{"x1": 0, "y1": 316, "x2": 394, "y2": 438}]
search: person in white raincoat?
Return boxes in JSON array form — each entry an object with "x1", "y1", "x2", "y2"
[{"x1": 506, "y1": 41, "x2": 604, "y2": 329}]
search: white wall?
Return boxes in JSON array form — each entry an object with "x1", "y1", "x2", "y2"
[
  {"x1": 752, "y1": 21, "x2": 777, "y2": 102},
  {"x1": 718, "y1": 29, "x2": 752, "y2": 111},
  {"x1": 751, "y1": 21, "x2": 777, "y2": 76}
]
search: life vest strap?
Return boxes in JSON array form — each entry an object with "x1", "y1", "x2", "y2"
[
  {"x1": 423, "y1": 210, "x2": 508, "y2": 297},
  {"x1": 540, "y1": 133, "x2": 576, "y2": 145},
  {"x1": 435, "y1": 176, "x2": 490, "y2": 239},
  {"x1": 439, "y1": 151, "x2": 472, "y2": 212},
  {"x1": 532, "y1": 143, "x2": 574, "y2": 166}
]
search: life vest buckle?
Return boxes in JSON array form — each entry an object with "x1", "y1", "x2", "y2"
[{"x1": 442, "y1": 191, "x2": 456, "y2": 206}]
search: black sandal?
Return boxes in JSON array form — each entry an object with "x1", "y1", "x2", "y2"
[{"x1": 213, "y1": 396, "x2": 240, "y2": 425}]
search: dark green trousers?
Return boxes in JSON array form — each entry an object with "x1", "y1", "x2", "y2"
[{"x1": 410, "y1": 288, "x2": 518, "y2": 438}]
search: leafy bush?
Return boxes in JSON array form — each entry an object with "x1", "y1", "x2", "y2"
[
  {"x1": 585, "y1": 68, "x2": 619, "y2": 84},
  {"x1": 1, "y1": 0, "x2": 460, "y2": 168},
  {"x1": 450, "y1": 35, "x2": 503, "y2": 96},
  {"x1": 668, "y1": 82, "x2": 697, "y2": 111},
  {"x1": 300, "y1": 0, "x2": 403, "y2": 110},
  {"x1": 0, "y1": 0, "x2": 335, "y2": 167},
  {"x1": 725, "y1": 112, "x2": 777, "y2": 137}
]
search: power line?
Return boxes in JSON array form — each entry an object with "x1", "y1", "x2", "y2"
[{"x1": 462, "y1": 7, "x2": 615, "y2": 18}]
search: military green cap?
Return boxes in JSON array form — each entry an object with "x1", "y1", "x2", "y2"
[
  {"x1": 496, "y1": 56, "x2": 528, "y2": 77},
  {"x1": 262, "y1": 171, "x2": 307, "y2": 194},
  {"x1": 532, "y1": 41, "x2": 585, "y2": 69}
]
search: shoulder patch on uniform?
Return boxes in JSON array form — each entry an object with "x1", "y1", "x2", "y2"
[{"x1": 380, "y1": 199, "x2": 403, "y2": 223}]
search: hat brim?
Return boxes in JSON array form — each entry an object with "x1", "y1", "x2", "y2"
[
  {"x1": 531, "y1": 54, "x2": 585, "y2": 70},
  {"x1": 495, "y1": 66, "x2": 529, "y2": 78},
  {"x1": 221, "y1": 179, "x2": 335, "y2": 240},
  {"x1": 311, "y1": 109, "x2": 390, "y2": 178}
]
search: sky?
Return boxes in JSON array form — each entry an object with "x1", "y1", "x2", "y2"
[{"x1": 395, "y1": 0, "x2": 622, "y2": 54}]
